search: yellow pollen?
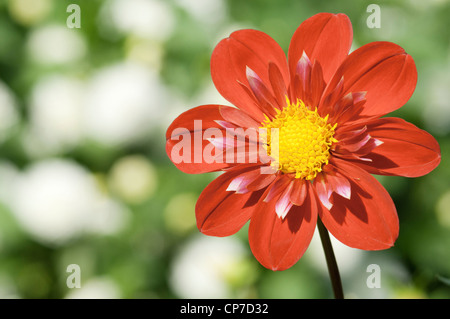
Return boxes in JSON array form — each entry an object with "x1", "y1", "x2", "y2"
[{"x1": 260, "y1": 97, "x2": 338, "y2": 180}]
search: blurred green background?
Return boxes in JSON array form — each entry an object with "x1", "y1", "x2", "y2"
[{"x1": 0, "y1": 0, "x2": 448, "y2": 299}]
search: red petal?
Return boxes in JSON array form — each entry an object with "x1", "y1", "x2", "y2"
[
  {"x1": 263, "y1": 174, "x2": 291, "y2": 203},
  {"x1": 275, "y1": 181, "x2": 294, "y2": 219},
  {"x1": 246, "y1": 172, "x2": 277, "y2": 192},
  {"x1": 317, "y1": 158, "x2": 399, "y2": 250},
  {"x1": 288, "y1": 13, "x2": 353, "y2": 84},
  {"x1": 214, "y1": 141, "x2": 262, "y2": 165},
  {"x1": 327, "y1": 172, "x2": 351, "y2": 200},
  {"x1": 290, "y1": 178, "x2": 307, "y2": 206},
  {"x1": 219, "y1": 106, "x2": 260, "y2": 129},
  {"x1": 268, "y1": 62, "x2": 289, "y2": 108},
  {"x1": 295, "y1": 51, "x2": 312, "y2": 93},
  {"x1": 211, "y1": 29, "x2": 289, "y2": 122},
  {"x1": 321, "y1": 41, "x2": 417, "y2": 119},
  {"x1": 309, "y1": 61, "x2": 326, "y2": 107},
  {"x1": 346, "y1": 117, "x2": 441, "y2": 177},
  {"x1": 246, "y1": 66, "x2": 278, "y2": 117},
  {"x1": 196, "y1": 165, "x2": 266, "y2": 236},
  {"x1": 333, "y1": 124, "x2": 382, "y2": 162},
  {"x1": 249, "y1": 181, "x2": 318, "y2": 270},
  {"x1": 290, "y1": 52, "x2": 326, "y2": 107},
  {"x1": 315, "y1": 173, "x2": 333, "y2": 210},
  {"x1": 166, "y1": 105, "x2": 226, "y2": 139},
  {"x1": 166, "y1": 105, "x2": 233, "y2": 173},
  {"x1": 227, "y1": 168, "x2": 263, "y2": 194}
]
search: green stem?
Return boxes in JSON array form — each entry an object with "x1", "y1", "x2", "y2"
[{"x1": 317, "y1": 217, "x2": 344, "y2": 299}]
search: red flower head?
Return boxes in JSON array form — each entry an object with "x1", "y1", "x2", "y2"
[{"x1": 166, "y1": 13, "x2": 441, "y2": 271}]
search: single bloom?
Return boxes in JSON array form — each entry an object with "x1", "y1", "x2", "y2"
[{"x1": 166, "y1": 13, "x2": 441, "y2": 270}]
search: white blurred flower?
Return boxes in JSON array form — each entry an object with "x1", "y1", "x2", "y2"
[
  {"x1": 103, "y1": 0, "x2": 175, "y2": 41},
  {"x1": 89, "y1": 197, "x2": 129, "y2": 236},
  {"x1": 170, "y1": 235, "x2": 247, "y2": 298},
  {"x1": 0, "y1": 81, "x2": 19, "y2": 143},
  {"x1": 305, "y1": 228, "x2": 364, "y2": 276},
  {"x1": 160, "y1": 93, "x2": 188, "y2": 136},
  {"x1": 24, "y1": 75, "x2": 85, "y2": 155},
  {"x1": 192, "y1": 82, "x2": 230, "y2": 108},
  {"x1": 65, "y1": 277, "x2": 121, "y2": 299},
  {"x1": 84, "y1": 62, "x2": 167, "y2": 146},
  {"x1": 9, "y1": 159, "x2": 128, "y2": 246},
  {"x1": 306, "y1": 228, "x2": 412, "y2": 299},
  {"x1": 175, "y1": 0, "x2": 227, "y2": 26},
  {"x1": 24, "y1": 62, "x2": 169, "y2": 151},
  {"x1": 27, "y1": 24, "x2": 86, "y2": 65}
]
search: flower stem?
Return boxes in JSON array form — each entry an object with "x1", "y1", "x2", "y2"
[{"x1": 317, "y1": 217, "x2": 344, "y2": 299}]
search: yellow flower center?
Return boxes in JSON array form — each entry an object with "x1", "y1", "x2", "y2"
[{"x1": 261, "y1": 97, "x2": 337, "y2": 180}]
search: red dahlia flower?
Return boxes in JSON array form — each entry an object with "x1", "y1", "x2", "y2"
[{"x1": 166, "y1": 13, "x2": 441, "y2": 271}]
